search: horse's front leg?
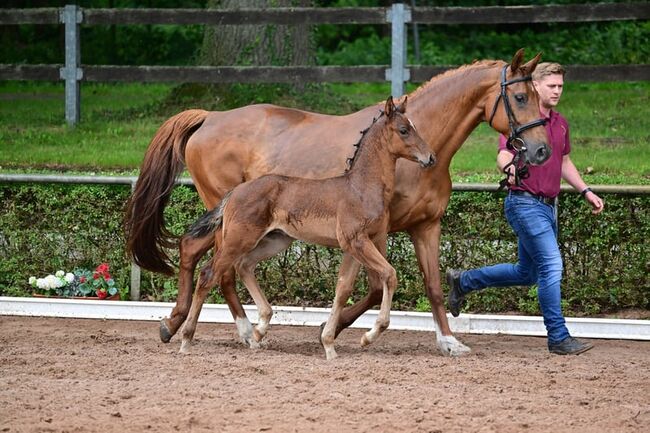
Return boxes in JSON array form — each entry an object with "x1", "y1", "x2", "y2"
[{"x1": 409, "y1": 220, "x2": 471, "y2": 357}]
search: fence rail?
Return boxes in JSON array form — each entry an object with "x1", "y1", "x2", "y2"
[
  {"x1": 2, "y1": 3, "x2": 649, "y2": 25},
  {"x1": 1, "y1": 3, "x2": 649, "y2": 125}
]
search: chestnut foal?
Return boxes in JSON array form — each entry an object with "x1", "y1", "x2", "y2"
[{"x1": 179, "y1": 97, "x2": 435, "y2": 359}]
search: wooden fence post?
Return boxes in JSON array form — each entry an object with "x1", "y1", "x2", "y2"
[
  {"x1": 59, "y1": 5, "x2": 82, "y2": 126},
  {"x1": 386, "y1": 3, "x2": 411, "y2": 97}
]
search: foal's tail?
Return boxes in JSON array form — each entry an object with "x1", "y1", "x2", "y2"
[
  {"x1": 124, "y1": 109, "x2": 209, "y2": 275},
  {"x1": 186, "y1": 192, "x2": 232, "y2": 240}
]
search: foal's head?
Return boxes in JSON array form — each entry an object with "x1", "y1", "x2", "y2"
[{"x1": 383, "y1": 96, "x2": 436, "y2": 168}]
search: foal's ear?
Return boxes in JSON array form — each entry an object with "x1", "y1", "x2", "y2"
[
  {"x1": 384, "y1": 96, "x2": 396, "y2": 117},
  {"x1": 397, "y1": 96, "x2": 408, "y2": 114},
  {"x1": 510, "y1": 48, "x2": 525, "y2": 72},
  {"x1": 521, "y1": 52, "x2": 542, "y2": 75}
]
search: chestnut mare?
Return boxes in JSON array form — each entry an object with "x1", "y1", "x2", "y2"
[
  {"x1": 179, "y1": 97, "x2": 434, "y2": 359},
  {"x1": 125, "y1": 49, "x2": 549, "y2": 356}
]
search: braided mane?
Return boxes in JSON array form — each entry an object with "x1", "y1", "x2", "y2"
[{"x1": 345, "y1": 110, "x2": 385, "y2": 173}]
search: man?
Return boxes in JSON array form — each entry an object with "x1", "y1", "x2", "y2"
[{"x1": 446, "y1": 62, "x2": 604, "y2": 355}]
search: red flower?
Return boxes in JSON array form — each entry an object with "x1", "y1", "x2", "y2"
[
  {"x1": 96, "y1": 289, "x2": 108, "y2": 299},
  {"x1": 80, "y1": 276, "x2": 86, "y2": 283}
]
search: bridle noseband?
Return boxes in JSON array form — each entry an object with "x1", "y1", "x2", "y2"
[{"x1": 488, "y1": 65, "x2": 547, "y2": 189}]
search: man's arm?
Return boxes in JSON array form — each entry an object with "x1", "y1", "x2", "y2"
[
  {"x1": 497, "y1": 150, "x2": 515, "y2": 184},
  {"x1": 561, "y1": 154, "x2": 604, "y2": 214}
]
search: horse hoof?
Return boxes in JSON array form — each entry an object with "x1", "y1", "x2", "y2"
[
  {"x1": 438, "y1": 336, "x2": 472, "y2": 357},
  {"x1": 360, "y1": 334, "x2": 371, "y2": 347},
  {"x1": 159, "y1": 318, "x2": 173, "y2": 343}
]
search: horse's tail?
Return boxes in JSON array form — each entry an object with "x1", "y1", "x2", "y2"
[
  {"x1": 124, "y1": 109, "x2": 209, "y2": 275},
  {"x1": 186, "y1": 191, "x2": 232, "y2": 240}
]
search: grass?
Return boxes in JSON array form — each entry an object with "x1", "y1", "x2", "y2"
[{"x1": 1, "y1": 80, "x2": 648, "y2": 183}]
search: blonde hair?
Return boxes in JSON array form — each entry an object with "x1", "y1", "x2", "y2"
[{"x1": 532, "y1": 62, "x2": 565, "y2": 81}]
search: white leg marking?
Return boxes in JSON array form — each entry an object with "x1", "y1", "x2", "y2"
[
  {"x1": 432, "y1": 315, "x2": 471, "y2": 357},
  {"x1": 236, "y1": 317, "x2": 256, "y2": 347}
]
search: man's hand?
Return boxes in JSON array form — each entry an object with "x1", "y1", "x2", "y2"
[{"x1": 584, "y1": 191, "x2": 604, "y2": 214}]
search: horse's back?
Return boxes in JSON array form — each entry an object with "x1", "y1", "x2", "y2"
[{"x1": 184, "y1": 103, "x2": 380, "y2": 208}]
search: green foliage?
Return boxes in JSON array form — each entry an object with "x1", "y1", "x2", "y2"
[{"x1": 1, "y1": 183, "x2": 648, "y2": 316}]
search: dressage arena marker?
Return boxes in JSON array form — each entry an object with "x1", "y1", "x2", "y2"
[{"x1": 1, "y1": 297, "x2": 648, "y2": 341}]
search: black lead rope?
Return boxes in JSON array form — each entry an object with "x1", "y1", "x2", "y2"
[{"x1": 497, "y1": 147, "x2": 530, "y2": 192}]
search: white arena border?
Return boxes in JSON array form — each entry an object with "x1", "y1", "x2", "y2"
[{"x1": 1, "y1": 296, "x2": 648, "y2": 341}]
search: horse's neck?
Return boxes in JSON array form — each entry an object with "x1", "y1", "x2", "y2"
[
  {"x1": 346, "y1": 128, "x2": 397, "y2": 198},
  {"x1": 408, "y1": 63, "x2": 501, "y2": 166}
]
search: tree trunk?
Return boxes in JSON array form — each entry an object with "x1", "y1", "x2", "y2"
[{"x1": 200, "y1": 0, "x2": 313, "y2": 68}]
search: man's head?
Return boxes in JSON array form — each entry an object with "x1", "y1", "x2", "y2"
[{"x1": 532, "y1": 62, "x2": 565, "y2": 111}]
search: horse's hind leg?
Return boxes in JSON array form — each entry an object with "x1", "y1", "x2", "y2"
[
  {"x1": 320, "y1": 253, "x2": 361, "y2": 360},
  {"x1": 160, "y1": 232, "x2": 213, "y2": 343},
  {"x1": 235, "y1": 233, "x2": 293, "y2": 346}
]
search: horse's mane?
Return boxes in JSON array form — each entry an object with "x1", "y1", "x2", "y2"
[
  {"x1": 397, "y1": 59, "x2": 503, "y2": 104},
  {"x1": 345, "y1": 111, "x2": 385, "y2": 173},
  {"x1": 344, "y1": 59, "x2": 504, "y2": 173}
]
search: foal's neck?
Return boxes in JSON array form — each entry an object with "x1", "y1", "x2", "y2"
[{"x1": 346, "y1": 121, "x2": 398, "y2": 197}]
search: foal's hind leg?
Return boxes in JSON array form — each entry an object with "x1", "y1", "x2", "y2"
[
  {"x1": 235, "y1": 233, "x2": 293, "y2": 346},
  {"x1": 320, "y1": 253, "x2": 361, "y2": 360},
  {"x1": 346, "y1": 235, "x2": 397, "y2": 347},
  {"x1": 179, "y1": 257, "x2": 223, "y2": 354},
  {"x1": 160, "y1": 232, "x2": 212, "y2": 343}
]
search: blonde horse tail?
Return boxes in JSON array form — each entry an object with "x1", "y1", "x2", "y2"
[{"x1": 124, "y1": 109, "x2": 209, "y2": 275}]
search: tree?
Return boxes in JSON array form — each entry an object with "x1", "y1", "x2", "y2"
[{"x1": 200, "y1": 0, "x2": 314, "y2": 68}]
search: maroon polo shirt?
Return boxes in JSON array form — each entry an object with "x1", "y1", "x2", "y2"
[{"x1": 499, "y1": 109, "x2": 570, "y2": 198}]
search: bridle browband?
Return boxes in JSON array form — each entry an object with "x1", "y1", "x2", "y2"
[{"x1": 488, "y1": 65, "x2": 547, "y2": 190}]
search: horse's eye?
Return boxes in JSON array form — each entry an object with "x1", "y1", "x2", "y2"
[
  {"x1": 514, "y1": 94, "x2": 527, "y2": 104},
  {"x1": 399, "y1": 127, "x2": 409, "y2": 135}
]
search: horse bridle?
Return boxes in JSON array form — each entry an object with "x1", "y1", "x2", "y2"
[{"x1": 488, "y1": 65, "x2": 547, "y2": 189}]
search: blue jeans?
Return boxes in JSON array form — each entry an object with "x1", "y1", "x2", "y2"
[{"x1": 459, "y1": 193, "x2": 570, "y2": 344}]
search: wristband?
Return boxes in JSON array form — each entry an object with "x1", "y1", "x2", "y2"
[{"x1": 581, "y1": 187, "x2": 593, "y2": 198}]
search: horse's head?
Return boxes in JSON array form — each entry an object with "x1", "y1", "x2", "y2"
[
  {"x1": 485, "y1": 49, "x2": 550, "y2": 166},
  {"x1": 385, "y1": 96, "x2": 436, "y2": 168}
]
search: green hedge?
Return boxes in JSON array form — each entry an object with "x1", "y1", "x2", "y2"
[{"x1": 1, "y1": 182, "x2": 648, "y2": 316}]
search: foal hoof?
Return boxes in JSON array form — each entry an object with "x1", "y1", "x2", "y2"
[
  {"x1": 159, "y1": 318, "x2": 173, "y2": 343},
  {"x1": 318, "y1": 322, "x2": 326, "y2": 348}
]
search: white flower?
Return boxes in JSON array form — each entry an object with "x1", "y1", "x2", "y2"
[
  {"x1": 64, "y1": 273, "x2": 75, "y2": 284},
  {"x1": 55, "y1": 270, "x2": 65, "y2": 278},
  {"x1": 36, "y1": 278, "x2": 47, "y2": 289},
  {"x1": 28, "y1": 276, "x2": 37, "y2": 285}
]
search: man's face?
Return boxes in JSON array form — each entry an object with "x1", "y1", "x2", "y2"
[{"x1": 533, "y1": 73, "x2": 564, "y2": 110}]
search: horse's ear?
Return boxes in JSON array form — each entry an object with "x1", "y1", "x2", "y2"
[
  {"x1": 397, "y1": 96, "x2": 408, "y2": 113},
  {"x1": 521, "y1": 52, "x2": 542, "y2": 75},
  {"x1": 510, "y1": 48, "x2": 525, "y2": 71},
  {"x1": 385, "y1": 96, "x2": 396, "y2": 117}
]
